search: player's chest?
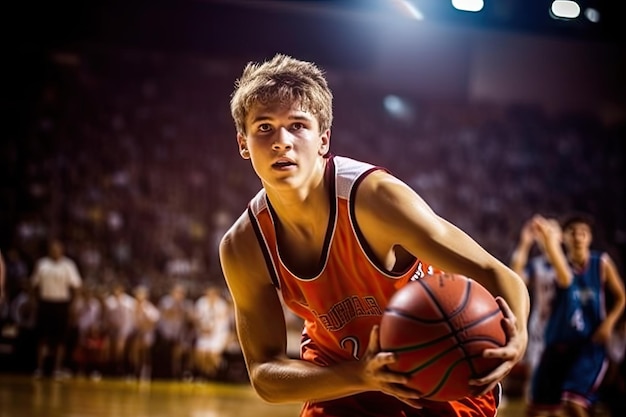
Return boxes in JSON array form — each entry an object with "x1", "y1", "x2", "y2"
[{"x1": 276, "y1": 231, "x2": 326, "y2": 277}]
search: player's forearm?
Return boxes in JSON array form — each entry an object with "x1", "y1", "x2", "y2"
[
  {"x1": 604, "y1": 296, "x2": 625, "y2": 331},
  {"x1": 249, "y1": 358, "x2": 366, "y2": 404},
  {"x1": 509, "y1": 242, "x2": 531, "y2": 277},
  {"x1": 499, "y1": 268, "x2": 530, "y2": 332},
  {"x1": 542, "y1": 240, "x2": 572, "y2": 287}
]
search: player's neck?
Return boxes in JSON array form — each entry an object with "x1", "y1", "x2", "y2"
[
  {"x1": 568, "y1": 248, "x2": 590, "y2": 269},
  {"x1": 266, "y1": 161, "x2": 328, "y2": 217}
]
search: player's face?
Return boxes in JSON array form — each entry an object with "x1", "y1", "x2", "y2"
[
  {"x1": 563, "y1": 222, "x2": 592, "y2": 253},
  {"x1": 238, "y1": 101, "x2": 330, "y2": 192}
]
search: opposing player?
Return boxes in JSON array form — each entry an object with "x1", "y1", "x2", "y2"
[
  {"x1": 529, "y1": 214, "x2": 625, "y2": 417},
  {"x1": 510, "y1": 216, "x2": 561, "y2": 390},
  {"x1": 219, "y1": 54, "x2": 529, "y2": 416}
]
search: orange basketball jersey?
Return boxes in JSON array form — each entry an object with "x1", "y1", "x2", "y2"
[
  {"x1": 247, "y1": 155, "x2": 428, "y2": 364},
  {"x1": 247, "y1": 155, "x2": 500, "y2": 417}
]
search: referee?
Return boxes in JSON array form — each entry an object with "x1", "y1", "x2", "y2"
[{"x1": 31, "y1": 239, "x2": 82, "y2": 379}]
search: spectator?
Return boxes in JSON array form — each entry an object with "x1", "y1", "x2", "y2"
[
  {"x1": 9, "y1": 280, "x2": 38, "y2": 372},
  {"x1": 193, "y1": 285, "x2": 231, "y2": 380},
  {"x1": 155, "y1": 283, "x2": 194, "y2": 380},
  {"x1": 127, "y1": 285, "x2": 160, "y2": 382},
  {"x1": 103, "y1": 282, "x2": 136, "y2": 376},
  {"x1": 71, "y1": 286, "x2": 106, "y2": 380}
]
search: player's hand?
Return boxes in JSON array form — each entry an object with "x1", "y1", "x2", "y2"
[
  {"x1": 468, "y1": 296, "x2": 526, "y2": 396},
  {"x1": 519, "y1": 219, "x2": 536, "y2": 247},
  {"x1": 531, "y1": 215, "x2": 560, "y2": 246},
  {"x1": 363, "y1": 325, "x2": 423, "y2": 409}
]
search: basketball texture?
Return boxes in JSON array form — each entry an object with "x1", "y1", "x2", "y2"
[{"x1": 379, "y1": 273, "x2": 506, "y2": 401}]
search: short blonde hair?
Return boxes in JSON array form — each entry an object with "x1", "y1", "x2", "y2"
[{"x1": 230, "y1": 54, "x2": 333, "y2": 135}]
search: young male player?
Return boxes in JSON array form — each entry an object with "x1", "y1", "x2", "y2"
[{"x1": 220, "y1": 54, "x2": 530, "y2": 416}]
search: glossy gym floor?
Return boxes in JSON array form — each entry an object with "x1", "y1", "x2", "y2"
[{"x1": 0, "y1": 373, "x2": 529, "y2": 417}]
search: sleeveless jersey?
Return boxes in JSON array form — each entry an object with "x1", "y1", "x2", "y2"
[
  {"x1": 544, "y1": 251, "x2": 605, "y2": 346},
  {"x1": 247, "y1": 155, "x2": 425, "y2": 364},
  {"x1": 525, "y1": 255, "x2": 558, "y2": 370},
  {"x1": 247, "y1": 155, "x2": 500, "y2": 417}
]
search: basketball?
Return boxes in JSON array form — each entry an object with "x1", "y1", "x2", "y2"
[{"x1": 379, "y1": 273, "x2": 506, "y2": 401}]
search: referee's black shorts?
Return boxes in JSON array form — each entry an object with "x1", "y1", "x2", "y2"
[{"x1": 36, "y1": 300, "x2": 71, "y2": 346}]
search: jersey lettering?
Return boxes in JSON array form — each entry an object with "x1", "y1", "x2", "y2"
[{"x1": 313, "y1": 296, "x2": 382, "y2": 331}]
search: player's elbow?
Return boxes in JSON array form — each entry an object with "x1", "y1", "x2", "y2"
[{"x1": 249, "y1": 379, "x2": 285, "y2": 404}]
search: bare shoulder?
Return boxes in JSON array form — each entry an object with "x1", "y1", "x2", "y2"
[
  {"x1": 600, "y1": 252, "x2": 623, "y2": 280},
  {"x1": 219, "y1": 211, "x2": 257, "y2": 264},
  {"x1": 219, "y1": 211, "x2": 272, "y2": 292},
  {"x1": 356, "y1": 170, "x2": 413, "y2": 210},
  {"x1": 355, "y1": 169, "x2": 439, "y2": 228}
]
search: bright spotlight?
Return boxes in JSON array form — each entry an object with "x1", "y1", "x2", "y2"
[
  {"x1": 451, "y1": 0, "x2": 485, "y2": 13},
  {"x1": 389, "y1": 0, "x2": 424, "y2": 20},
  {"x1": 550, "y1": 1, "x2": 581, "y2": 19},
  {"x1": 584, "y1": 7, "x2": 600, "y2": 23}
]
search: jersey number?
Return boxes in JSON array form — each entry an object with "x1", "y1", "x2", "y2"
[{"x1": 340, "y1": 336, "x2": 360, "y2": 360}]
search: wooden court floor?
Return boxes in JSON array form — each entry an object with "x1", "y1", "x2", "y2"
[{"x1": 0, "y1": 374, "x2": 526, "y2": 417}]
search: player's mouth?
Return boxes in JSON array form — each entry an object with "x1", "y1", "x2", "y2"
[{"x1": 272, "y1": 158, "x2": 296, "y2": 169}]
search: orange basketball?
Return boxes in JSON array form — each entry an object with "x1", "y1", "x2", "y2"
[{"x1": 380, "y1": 273, "x2": 506, "y2": 401}]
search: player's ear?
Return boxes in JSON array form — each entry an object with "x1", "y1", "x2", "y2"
[
  {"x1": 237, "y1": 134, "x2": 250, "y2": 159},
  {"x1": 318, "y1": 129, "x2": 331, "y2": 156}
]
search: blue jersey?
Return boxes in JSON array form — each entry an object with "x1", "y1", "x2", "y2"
[{"x1": 544, "y1": 252, "x2": 605, "y2": 346}]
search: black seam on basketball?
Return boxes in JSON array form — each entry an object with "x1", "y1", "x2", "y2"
[
  {"x1": 383, "y1": 308, "x2": 449, "y2": 324},
  {"x1": 404, "y1": 344, "x2": 460, "y2": 373},
  {"x1": 418, "y1": 277, "x2": 471, "y2": 357},
  {"x1": 418, "y1": 276, "x2": 472, "y2": 320},
  {"x1": 421, "y1": 355, "x2": 468, "y2": 399},
  {"x1": 382, "y1": 307, "x2": 502, "y2": 352}
]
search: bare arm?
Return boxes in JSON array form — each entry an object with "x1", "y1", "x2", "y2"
[
  {"x1": 530, "y1": 215, "x2": 573, "y2": 288},
  {"x1": 355, "y1": 171, "x2": 529, "y2": 390},
  {"x1": 509, "y1": 219, "x2": 535, "y2": 282},
  {"x1": 594, "y1": 254, "x2": 626, "y2": 344},
  {"x1": 219, "y1": 214, "x2": 418, "y2": 404}
]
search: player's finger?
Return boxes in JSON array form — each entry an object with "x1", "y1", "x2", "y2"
[
  {"x1": 469, "y1": 360, "x2": 512, "y2": 386},
  {"x1": 368, "y1": 325, "x2": 381, "y2": 352},
  {"x1": 495, "y1": 296, "x2": 516, "y2": 324}
]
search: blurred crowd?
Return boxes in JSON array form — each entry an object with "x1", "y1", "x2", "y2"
[{"x1": 0, "y1": 45, "x2": 624, "y2": 382}]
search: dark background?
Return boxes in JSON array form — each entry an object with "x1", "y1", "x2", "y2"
[{"x1": 2, "y1": 0, "x2": 625, "y2": 291}]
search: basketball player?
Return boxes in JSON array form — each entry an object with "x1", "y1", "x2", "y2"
[
  {"x1": 510, "y1": 216, "x2": 561, "y2": 390},
  {"x1": 528, "y1": 214, "x2": 625, "y2": 417},
  {"x1": 219, "y1": 54, "x2": 530, "y2": 417}
]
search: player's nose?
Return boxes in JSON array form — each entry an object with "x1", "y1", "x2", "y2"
[{"x1": 272, "y1": 127, "x2": 294, "y2": 151}]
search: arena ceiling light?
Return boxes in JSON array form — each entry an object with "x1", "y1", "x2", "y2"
[
  {"x1": 550, "y1": 0, "x2": 581, "y2": 19},
  {"x1": 451, "y1": 0, "x2": 484, "y2": 13}
]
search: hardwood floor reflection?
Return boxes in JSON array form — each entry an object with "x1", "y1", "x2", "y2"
[{"x1": 0, "y1": 374, "x2": 527, "y2": 417}]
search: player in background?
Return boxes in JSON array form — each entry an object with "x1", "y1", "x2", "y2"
[
  {"x1": 219, "y1": 54, "x2": 529, "y2": 417},
  {"x1": 510, "y1": 216, "x2": 561, "y2": 395},
  {"x1": 528, "y1": 214, "x2": 625, "y2": 417}
]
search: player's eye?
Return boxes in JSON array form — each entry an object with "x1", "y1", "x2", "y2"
[
  {"x1": 258, "y1": 123, "x2": 272, "y2": 133},
  {"x1": 291, "y1": 122, "x2": 304, "y2": 131}
]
